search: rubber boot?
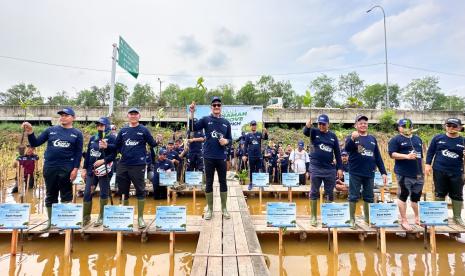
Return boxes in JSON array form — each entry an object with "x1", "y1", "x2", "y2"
[
  {"x1": 44, "y1": 206, "x2": 52, "y2": 231},
  {"x1": 310, "y1": 199, "x2": 318, "y2": 227},
  {"x1": 204, "y1": 192, "x2": 213, "y2": 220},
  {"x1": 349, "y1": 201, "x2": 357, "y2": 230},
  {"x1": 363, "y1": 201, "x2": 370, "y2": 224},
  {"x1": 451, "y1": 199, "x2": 465, "y2": 227},
  {"x1": 220, "y1": 192, "x2": 230, "y2": 219},
  {"x1": 94, "y1": 198, "x2": 108, "y2": 227},
  {"x1": 434, "y1": 196, "x2": 445, "y2": 201},
  {"x1": 137, "y1": 199, "x2": 146, "y2": 229},
  {"x1": 82, "y1": 201, "x2": 92, "y2": 227},
  {"x1": 122, "y1": 199, "x2": 129, "y2": 206}
]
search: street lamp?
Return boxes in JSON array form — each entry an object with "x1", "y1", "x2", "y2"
[{"x1": 367, "y1": 5, "x2": 390, "y2": 108}]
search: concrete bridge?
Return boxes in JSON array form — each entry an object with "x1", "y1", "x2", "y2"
[{"x1": 0, "y1": 105, "x2": 463, "y2": 125}]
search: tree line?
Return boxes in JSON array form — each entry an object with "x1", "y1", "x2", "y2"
[{"x1": 0, "y1": 72, "x2": 463, "y2": 111}]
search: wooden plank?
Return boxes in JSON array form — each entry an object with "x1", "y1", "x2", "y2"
[
  {"x1": 222, "y1": 213, "x2": 238, "y2": 275},
  {"x1": 206, "y1": 211, "x2": 222, "y2": 276},
  {"x1": 232, "y1": 211, "x2": 254, "y2": 276},
  {"x1": 191, "y1": 220, "x2": 213, "y2": 275}
]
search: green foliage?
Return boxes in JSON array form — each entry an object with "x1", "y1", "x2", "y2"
[
  {"x1": 75, "y1": 88, "x2": 100, "y2": 107},
  {"x1": 403, "y1": 76, "x2": 441, "y2": 110},
  {"x1": 310, "y1": 74, "x2": 337, "y2": 107},
  {"x1": 0, "y1": 83, "x2": 43, "y2": 105},
  {"x1": 377, "y1": 109, "x2": 396, "y2": 133},
  {"x1": 338, "y1": 71, "x2": 364, "y2": 99},
  {"x1": 47, "y1": 91, "x2": 75, "y2": 106},
  {"x1": 344, "y1": 96, "x2": 363, "y2": 108},
  {"x1": 128, "y1": 83, "x2": 156, "y2": 107}
]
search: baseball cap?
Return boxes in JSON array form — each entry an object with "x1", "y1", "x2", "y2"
[
  {"x1": 167, "y1": 140, "x2": 174, "y2": 144},
  {"x1": 127, "y1": 107, "x2": 140, "y2": 114},
  {"x1": 446, "y1": 118, "x2": 462, "y2": 126},
  {"x1": 57, "y1": 107, "x2": 75, "y2": 116},
  {"x1": 250, "y1": 120, "x2": 257, "y2": 125},
  {"x1": 159, "y1": 149, "x2": 168, "y2": 155},
  {"x1": 355, "y1": 114, "x2": 368, "y2": 122},
  {"x1": 341, "y1": 150, "x2": 348, "y2": 156},
  {"x1": 96, "y1": 117, "x2": 110, "y2": 126},
  {"x1": 298, "y1": 140, "x2": 304, "y2": 147},
  {"x1": 317, "y1": 114, "x2": 329, "y2": 124},
  {"x1": 397, "y1": 118, "x2": 412, "y2": 128},
  {"x1": 211, "y1": 96, "x2": 222, "y2": 104}
]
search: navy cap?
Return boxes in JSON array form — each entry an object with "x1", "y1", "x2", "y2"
[
  {"x1": 317, "y1": 114, "x2": 329, "y2": 124},
  {"x1": 355, "y1": 114, "x2": 368, "y2": 122},
  {"x1": 341, "y1": 150, "x2": 348, "y2": 156},
  {"x1": 96, "y1": 117, "x2": 110, "y2": 126},
  {"x1": 127, "y1": 107, "x2": 140, "y2": 114},
  {"x1": 446, "y1": 118, "x2": 462, "y2": 126},
  {"x1": 167, "y1": 140, "x2": 174, "y2": 144},
  {"x1": 211, "y1": 96, "x2": 222, "y2": 104},
  {"x1": 240, "y1": 140, "x2": 245, "y2": 145},
  {"x1": 398, "y1": 118, "x2": 412, "y2": 128},
  {"x1": 298, "y1": 140, "x2": 304, "y2": 147},
  {"x1": 159, "y1": 149, "x2": 168, "y2": 155},
  {"x1": 250, "y1": 120, "x2": 257, "y2": 125},
  {"x1": 57, "y1": 107, "x2": 75, "y2": 116}
]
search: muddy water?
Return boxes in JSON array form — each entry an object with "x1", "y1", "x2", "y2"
[{"x1": 1, "y1": 183, "x2": 465, "y2": 275}]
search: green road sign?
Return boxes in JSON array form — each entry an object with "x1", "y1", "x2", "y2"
[{"x1": 118, "y1": 36, "x2": 139, "y2": 79}]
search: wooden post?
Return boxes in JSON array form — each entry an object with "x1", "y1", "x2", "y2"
[
  {"x1": 64, "y1": 229, "x2": 72, "y2": 257},
  {"x1": 259, "y1": 187, "x2": 262, "y2": 204},
  {"x1": 10, "y1": 229, "x2": 18, "y2": 255},
  {"x1": 430, "y1": 226, "x2": 436, "y2": 253},
  {"x1": 278, "y1": 227, "x2": 284, "y2": 276},
  {"x1": 332, "y1": 228, "x2": 338, "y2": 255},
  {"x1": 320, "y1": 186, "x2": 323, "y2": 203},
  {"x1": 380, "y1": 228, "x2": 386, "y2": 254},
  {"x1": 380, "y1": 186, "x2": 385, "y2": 202},
  {"x1": 288, "y1": 187, "x2": 292, "y2": 202},
  {"x1": 167, "y1": 187, "x2": 171, "y2": 204},
  {"x1": 116, "y1": 232, "x2": 123, "y2": 258},
  {"x1": 169, "y1": 231, "x2": 175, "y2": 276}
]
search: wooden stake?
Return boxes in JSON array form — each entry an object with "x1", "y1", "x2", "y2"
[
  {"x1": 320, "y1": 186, "x2": 323, "y2": 203},
  {"x1": 430, "y1": 225, "x2": 436, "y2": 253},
  {"x1": 169, "y1": 231, "x2": 175, "y2": 276},
  {"x1": 259, "y1": 187, "x2": 262, "y2": 204},
  {"x1": 332, "y1": 228, "x2": 338, "y2": 255},
  {"x1": 380, "y1": 186, "x2": 385, "y2": 202},
  {"x1": 278, "y1": 227, "x2": 284, "y2": 276},
  {"x1": 288, "y1": 187, "x2": 292, "y2": 202},
  {"x1": 64, "y1": 229, "x2": 72, "y2": 257},
  {"x1": 116, "y1": 231, "x2": 123, "y2": 258},
  {"x1": 167, "y1": 187, "x2": 171, "y2": 204},
  {"x1": 380, "y1": 228, "x2": 386, "y2": 254},
  {"x1": 10, "y1": 229, "x2": 18, "y2": 255}
]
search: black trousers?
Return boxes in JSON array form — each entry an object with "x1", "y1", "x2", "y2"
[
  {"x1": 249, "y1": 157, "x2": 262, "y2": 184},
  {"x1": 188, "y1": 153, "x2": 204, "y2": 171},
  {"x1": 44, "y1": 166, "x2": 73, "y2": 207},
  {"x1": 204, "y1": 158, "x2": 227, "y2": 193},
  {"x1": 116, "y1": 164, "x2": 146, "y2": 200},
  {"x1": 433, "y1": 170, "x2": 464, "y2": 201}
]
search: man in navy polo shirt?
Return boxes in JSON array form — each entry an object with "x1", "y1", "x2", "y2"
[
  {"x1": 186, "y1": 120, "x2": 205, "y2": 172},
  {"x1": 345, "y1": 115, "x2": 387, "y2": 229},
  {"x1": 22, "y1": 107, "x2": 83, "y2": 230},
  {"x1": 242, "y1": 120, "x2": 268, "y2": 190},
  {"x1": 304, "y1": 114, "x2": 343, "y2": 226},
  {"x1": 426, "y1": 118, "x2": 465, "y2": 226},
  {"x1": 152, "y1": 149, "x2": 175, "y2": 200},
  {"x1": 189, "y1": 97, "x2": 232, "y2": 220},
  {"x1": 388, "y1": 118, "x2": 424, "y2": 230}
]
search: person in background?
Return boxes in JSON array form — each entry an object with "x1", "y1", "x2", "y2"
[
  {"x1": 236, "y1": 141, "x2": 247, "y2": 172},
  {"x1": 289, "y1": 141, "x2": 310, "y2": 185},
  {"x1": 186, "y1": 121, "x2": 205, "y2": 172},
  {"x1": 152, "y1": 149, "x2": 175, "y2": 200},
  {"x1": 335, "y1": 150, "x2": 349, "y2": 192},
  {"x1": 243, "y1": 121, "x2": 268, "y2": 190},
  {"x1": 12, "y1": 145, "x2": 39, "y2": 193},
  {"x1": 425, "y1": 118, "x2": 465, "y2": 227}
]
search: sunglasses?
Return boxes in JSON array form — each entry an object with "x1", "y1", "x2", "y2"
[
  {"x1": 211, "y1": 103, "x2": 222, "y2": 107},
  {"x1": 446, "y1": 123, "x2": 459, "y2": 128},
  {"x1": 318, "y1": 122, "x2": 327, "y2": 126}
]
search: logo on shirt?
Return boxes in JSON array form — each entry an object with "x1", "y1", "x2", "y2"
[
  {"x1": 457, "y1": 144, "x2": 464, "y2": 148},
  {"x1": 319, "y1": 144, "x2": 333, "y2": 153},
  {"x1": 50, "y1": 132, "x2": 57, "y2": 135},
  {"x1": 401, "y1": 142, "x2": 408, "y2": 146},
  {"x1": 211, "y1": 130, "x2": 223, "y2": 139},
  {"x1": 122, "y1": 132, "x2": 128, "y2": 136},
  {"x1": 438, "y1": 141, "x2": 446, "y2": 144},
  {"x1": 442, "y1": 149, "x2": 459, "y2": 159},
  {"x1": 70, "y1": 134, "x2": 77, "y2": 138},
  {"x1": 360, "y1": 149, "x2": 374, "y2": 157},
  {"x1": 125, "y1": 139, "x2": 139, "y2": 146},
  {"x1": 137, "y1": 132, "x2": 143, "y2": 135},
  {"x1": 89, "y1": 148, "x2": 101, "y2": 158},
  {"x1": 252, "y1": 140, "x2": 259, "y2": 145},
  {"x1": 52, "y1": 139, "x2": 71, "y2": 148}
]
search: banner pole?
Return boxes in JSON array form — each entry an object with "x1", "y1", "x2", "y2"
[{"x1": 108, "y1": 43, "x2": 118, "y2": 117}]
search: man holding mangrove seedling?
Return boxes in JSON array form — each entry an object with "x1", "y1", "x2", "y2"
[
  {"x1": 81, "y1": 117, "x2": 116, "y2": 227},
  {"x1": 425, "y1": 118, "x2": 465, "y2": 227},
  {"x1": 243, "y1": 120, "x2": 268, "y2": 190},
  {"x1": 304, "y1": 114, "x2": 343, "y2": 227},
  {"x1": 189, "y1": 97, "x2": 232, "y2": 220},
  {"x1": 22, "y1": 107, "x2": 83, "y2": 230},
  {"x1": 388, "y1": 118, "x2": 424, "y2": 231},
  {"x1": 345, "y1": 115, "x2": 387, "y2": 229},
  {"x1": 100, "y1": 107, "x2": 159, "y2": 229}
]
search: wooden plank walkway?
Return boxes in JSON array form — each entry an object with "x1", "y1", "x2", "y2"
[{"x1": 191, "y1": 180, "x2": 270, "y2": 276}]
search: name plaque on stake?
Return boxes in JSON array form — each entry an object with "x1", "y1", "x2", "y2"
[
  {"x1": 266, "y1": 202, "x2": 296, "y2": 228},
  {"x1": 0, "y1": 203, "x2": 30, "y2": 229},
  {"x1": 159, "y1": 171, "x2": 177, "y2": 186},
  {"x1": 252, "y1": 173, "x2": 269, "y2": 187},
  {"x1": 185, "y1": 171, "x2": 203, "y2": 186},
  {"x1": 51, "y1": 203, "x2": 82, "y2": 229},
  {"x1": 419, "y1": 201, "x2": 448, "y2": 226},
  {"x1": 156, "y1": 206, "x2": 187, "y2": 232},
  {"x1": 103, "y1": 205, "x2": 134, "y2": 231},
  {"x1": 369, "y1": 203, "x2": 398, "y2": 227},
  {"x1": 374, "y1": 172, "x2": 393, "y2": 188},
  {"x1": 282, "y1": 173, "x2": 299, "y2": 187},
  {"x1": 321, "y1": 203, "x2": 350, "y2": 228}
]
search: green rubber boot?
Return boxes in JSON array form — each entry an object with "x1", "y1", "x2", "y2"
[
  {"x1": 122, "y1": 199, "x2": 129, "y2": 206},
  {"x1": 82, "y1": 201, "x2": 92, "y2": 227},
  {"x1": 451, "y1": 199, "x2": 465, "y2": 227},
  {"x1": 44, "y1": 206, "x2": 52, "y2": 231},
  {"x1": 363, "y1": 201, "x2": 370, "y2": 224},
  {"x1": 204, "y1": 192, "x2": 213, "y2": 220},
  {"x1": 220, "y1": 192, "x2": 231, "y2": 219},
  {"x1": 137, "y1": 199, "x2": 146, "y2": 229},
  {"x1": 434, "y1": 197, "x2": 445, "y2": 201},
  {"x1": 310, "y1": 199, "x2": 318, "y2": 227},
  {"x1": 94, "y1": 198, "x2": 108, "y2": 227},
  {"x1": 349, "y1": 201, "x2": 357, "y2": 230}
]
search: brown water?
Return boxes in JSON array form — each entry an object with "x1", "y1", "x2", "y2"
[{"x1": 1, "y1": 182, "x2": 465, "y2": 275}]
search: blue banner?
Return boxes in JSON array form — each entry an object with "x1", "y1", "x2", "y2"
[
  {"x1": 282, "y1": 173, "x2": 299, "y2": 187},
  {"x1": 252, "y1": 173, "x2": 269, "y2": 187},
  {"x1": 266, "y1": 202, "x2": 296, "y2": 228},
  {"x1": 159, "y1": 171, "x2": 177, "y2": 186},
  {"x1": 321, "y1": 203, "x2": 350, "y2": 228},
  {"x1": 0, "y1": 203, "x2": 30, "y2": 229},
  {"x1": 103, "y1": 205, "x2": 134, "y2": 231},
  {"x1": 51, "y1": 203, "x2": 82, "y2": 229},
  {"x1": 419, "y1": 201, "x2": 449, "y2": 226},
  {"x1": 155, "y1": 206, "x2": 187, "y2": 232},
  {"x1": 369, "y1": 203, "x2": 398, "y2": 227},
  {"x1": 185, "y1": 171, "x2": 203, "y2": 186}
]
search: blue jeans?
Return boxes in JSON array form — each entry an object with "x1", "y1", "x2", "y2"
[
  {"x1": 84, "y1": 174, "x2": 110, "y2": 202},
  {"x1": 310, "y1": 175, "x2": 336, "y2": 201},
  {"x1": 348, "y1": 174, "x2": 374, "y2": 203}
]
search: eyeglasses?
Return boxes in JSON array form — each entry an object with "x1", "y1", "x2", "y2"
[
  {"x1": 318, "y1": 122, "x2": 327, "y2": 126},
  {"x1": 446, "y1": 123, "x2": 459, "y2": 128},
  {"x1": 212, "y1": 104, "x2": 222, "y2": 107},
  {"x1": 96, "y1": 123, "x2": 104, "y2": 127}
]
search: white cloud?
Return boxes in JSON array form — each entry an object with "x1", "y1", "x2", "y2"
[
  {"x1": 296, "y1": 44, "x2": 347, "y2": 67},
  {"x1": 351, "y1": 2, "x2": 441, "y2": 54},
  {"x1": 214, "y1": 27, "x2": 248, "y2": 47},
  {"x1": 175, "y1": 35, "x2": 204, "y2": 57}
]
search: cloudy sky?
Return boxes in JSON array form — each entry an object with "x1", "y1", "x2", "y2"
[{"x1": 1, "y1": 0, "x2": 465, "y2": 99}]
